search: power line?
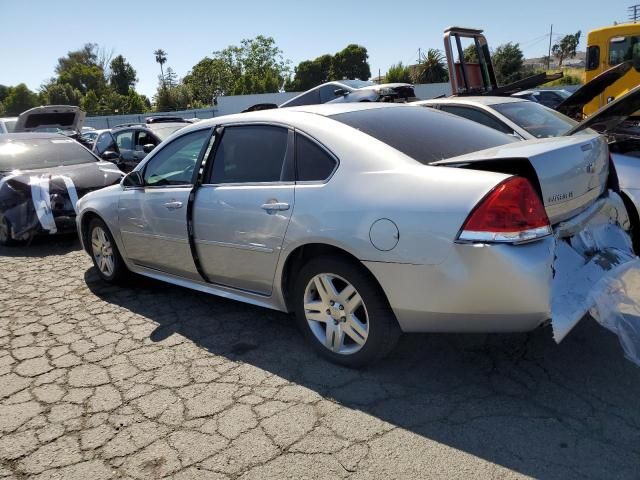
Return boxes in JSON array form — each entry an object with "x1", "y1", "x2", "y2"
[{"x1": 629, "y1": 4, "x2": 640, "y2": 22}]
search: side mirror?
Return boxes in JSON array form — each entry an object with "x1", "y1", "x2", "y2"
[
  {"x1": 143, "y1": 143, "x2": 156, "y2": 154},
  {"x1": 101, "y1": 150, "x2": 120, "y2": 161},
  {"x1": 122, "y1": 171, "x2": 143, "y2": 188},
  {"x1": 334, "y1": 88, "x2": 349, "y2": 97}
]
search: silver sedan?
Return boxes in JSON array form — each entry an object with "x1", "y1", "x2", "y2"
[{"x1": 76, "y1": 103, "x2": 636, "y2": 367}]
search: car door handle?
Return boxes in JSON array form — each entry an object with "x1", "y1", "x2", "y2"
[
  {"x1": 261, "y1": 202, "x2": 290, "y2": 212},
  {"x1": 164, "y1": 201, "x2": 183, "y2": 210}
]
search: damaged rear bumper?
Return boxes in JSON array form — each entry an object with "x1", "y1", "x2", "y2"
[{"x1": 365, "y1": 191, "x2": 640, "y2": 342}]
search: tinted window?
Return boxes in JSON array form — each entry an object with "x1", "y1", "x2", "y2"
[
  {"x1": 95, "y1": 132, "x2": 116, "y2": 154},
  {"x1": 587, "y1": 45, "x2": 600, "y2": 71},
  {"x1": 492, "y1": 101, "x2": 577, "y2": 138},
  {"x1": 209, "y1": 126, "x2": 289, "y2": 184},
  {"x1": 136, "y1": 131, "x2": 157, "y2": 151},
  {"x1": 282, "y1": 89, "x2": 321, "y2": 107},
  {"x1": 143, "y1": 129, "x2": 210, "y2": 186},
  {"x1": 319, "y1": 85, "x2": 340, "y2": 103},
  {"x1": 115, "y1": 131, "x2": 134, "y2": 150},
  {"x1": 439, "y1": 105, "x2": 514, "y2": 134},
  {"x1": 0, "y1": 137, "x2": 97, "y2": 170},
  {"x1": 296, "y1": 134, "x2": 337, "y2": 181},
  {"x1": 609, "y1": 36, "x2": 640, "y2": 65},
  {"x1": 329, "y1": 106, "x2": 515, "y2": 164}
]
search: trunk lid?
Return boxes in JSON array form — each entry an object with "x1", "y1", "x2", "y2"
[
  {"x1": 14, "y1": 105, "x2": 86, "y2": 133},
  {"x1": 432, "y1": 133, "x2": 609, "y2": 224}
]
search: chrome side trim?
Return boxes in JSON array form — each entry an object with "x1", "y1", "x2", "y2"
[{"x1": 194, "y1": 238, "x2": 273, "y2": 253}]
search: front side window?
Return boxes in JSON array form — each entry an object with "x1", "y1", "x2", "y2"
[
  {"x1": 319, "y1": 85, "x2": 340, "y2": 103},
  {"x1": 209, "y1": 125, "x2": 289, "y2": 184},
  {"x1": 586, "y1": 45, "x2": 600, "y2": 71},
  {"x1": 136, "y1": 131, "x2": 157, "y2": 151},
  {"x1": 296, "y1": 134, "x2": 337, "y2": 181},
  {"x1": 143, "y1": 129, "x2": 210, "y2": 186},
  {"x1": 115, "y1": 131, "x2": 134, "y2": 150},
  {"x1": 95, "y1": 132, "x2": 116, "y2": 155},
  {"x1": 609, "y1": 36, "x2": 640, "y2": 66},
  {"x1": 440, "y1": 105, "x2": 515, "y2": 134}
]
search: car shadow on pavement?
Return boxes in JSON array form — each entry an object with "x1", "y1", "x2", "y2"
[
  {"x1": 0, "y1": 234, "x2": 81, "y2": 257},
  {"x1": 85, "y1": 267, "x2": 640, "y2": 479}
]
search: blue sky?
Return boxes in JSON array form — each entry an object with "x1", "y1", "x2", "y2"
[{"x1": 0, "y1": 0, "x2": 627, "y2": 98}]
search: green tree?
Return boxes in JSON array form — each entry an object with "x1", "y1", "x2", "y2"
[
  {"x1": 412, "y1": 49, "x2": 448, "y2": 84},
  {"x1": 163, "y1": 67, "x2": 178, "y2": 89},
  {"x1": 552, "y1": 31, "x2": 581, "y2": 67},
  {"x1": 125, "y1": 89, "x2": 147, "y2": 113},
  {"x1": 385, "y1": 62, "x2": 412, "y2": 83},
  {"x1": 0, "y1": 85, "x2": 9, "y2": 103},
  {"x1": 3, "y1": 84, "x2": 39, "y2": 115},
  {"x1": 492, "y1": 42, "x2": 524, "y2": 84},
  {"x1": 40, "y1": 82, "x2": 82, "y2": 106},
  {"x1": 109, "y1": 55, "x2": 137, "y2": 95},
  {"x1": 463, "y1": 44, "x2": 478, "y2": 63},
  {"x1": 330, "y1": 44, "x2": 370, "y2": 80},
  {"x1": 81, "y1": 90, "x2": 99, "y2": 113},
  {"x1": 286, "y1": 54, "x2": 332, "y2": 91},
  {"x1": 55, "y1": 43, "x2": 106, "y2": 95},
  {"x1": 154, "y1": 49, "x2": 168, "y2": 87},
  {"x1": 183, "y1": 57, "x2": 234, "y2": 104}
]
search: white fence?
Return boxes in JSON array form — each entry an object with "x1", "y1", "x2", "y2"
[{"x1": 83, "y1": 84, "x2": 451, "y2": 129}]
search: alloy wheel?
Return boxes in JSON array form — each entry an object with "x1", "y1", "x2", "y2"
[
  {"x1": 91, "y1": 226, "x2": 115, "y2": 277},
  {"x1": 303, "y1": 273, "x2": 369, "y2": 355}
]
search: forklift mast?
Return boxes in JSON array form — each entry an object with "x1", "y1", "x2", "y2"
[{"x1": 443, "y1": 27, "x2": 498, "y2": 95}]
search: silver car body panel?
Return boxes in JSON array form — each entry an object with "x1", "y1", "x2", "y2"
[{"x1": 76, "y1": 104, "x2": 638, "y2": 342}]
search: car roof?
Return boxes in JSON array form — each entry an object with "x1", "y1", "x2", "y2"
[
  {"x1": 416, "y1": 96, "x2": 529, "y2": 107},
  {"x1": 0, "y1": 132, "x2": 68, "y2": 142}
]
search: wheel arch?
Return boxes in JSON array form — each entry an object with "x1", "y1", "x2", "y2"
[
  {"x1": 79, "y1": 210, "x2": 102, "y2": 255},
  {"x1": 279, "y1": 242, "x2": 389, "y2": 312}
]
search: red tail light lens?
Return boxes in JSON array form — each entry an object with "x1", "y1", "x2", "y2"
[{"x1": 457, "y1": 176, "x2": 551, "y2": 244}]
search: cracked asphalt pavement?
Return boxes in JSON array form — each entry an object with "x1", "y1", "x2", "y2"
[{"x1": 1, "y1": 236, "x2": 639, "y2": 480}]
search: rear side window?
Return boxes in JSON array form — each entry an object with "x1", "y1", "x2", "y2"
[
  {"x1": 296, "y1": 134, "x2": 337, "y2": 181},
  {"x1": 586, "y1": 45, "x2": 600, "y2": 71},
  {"x1": 115, "y1": 131, "x2": 134, "y2": 150},
  {"x1": 209, "y1": 125, "x2": 289, "y2": 183},
  {"x1": 439, "y1": 105, "x2": 515, "y2": 134},
  {"x1": 330, "y1": 106, "x2": 515, "y2": 164},
  {"x1": 282, "y1": 89, "x2": 321, "y2": 107}
]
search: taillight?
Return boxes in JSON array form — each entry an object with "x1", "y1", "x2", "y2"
[{"x1": 457, "y1": 176, "x2": 551, "y2": 244}]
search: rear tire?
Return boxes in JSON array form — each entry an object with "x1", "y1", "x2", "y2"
[
  {"x1": 293, "y1": 255, "x2": 401, "y2": 368},
  {"x1": 87, "y1": 217, "x2": 128, "y2": 283}
]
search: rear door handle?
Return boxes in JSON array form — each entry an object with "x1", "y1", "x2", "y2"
[
  {"x1": 261, "y1": 202, "x2": 290, "y2": 212},
  {"x1": 164, "y1": 201, "x2": 183, "y2": 210}
]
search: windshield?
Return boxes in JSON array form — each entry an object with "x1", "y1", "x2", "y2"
[
  {"x1": 2, "y1": 120, "x2": 17, "y2": 133},
  {"x1": 339, "y1": 80, "x2": 375, "y2": 89},
  {"x1": 150, "y1": 124, "x2": 187, "y2": 141},
  {"x1": 492, "y1": 101, "x2": 577, "y2": 138},
  {"x1": 0, "y1": 137, "x2": 97, "y2": 171},
  {"x1": 330, "y1": 106, "x2": 515, "y2": 164}
]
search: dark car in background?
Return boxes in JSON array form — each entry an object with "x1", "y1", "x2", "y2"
[
  {"x1": 513, "y1": 89, "x2": 572, "y2": 109},
  {"x1": 0, "y1": 133, "x2": 123, "y2": 245},
  {"x1": 93, "y1": 117, "x2": 191, "y2": 171}
]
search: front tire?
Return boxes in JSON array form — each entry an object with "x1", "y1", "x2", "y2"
[
  {"x1": 88, "y1": 218, "x2": 128, "y2": 283},
  {"x1": 293, "y1": 256, "x2": 401, "y2": 368}
]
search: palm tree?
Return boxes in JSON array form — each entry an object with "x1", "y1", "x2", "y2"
[
  {"x1": 154, "y1": 49, "x2": 167, "y2": 87},
  {"x1": 412, "y1": 49, "x2": 449, "y2": 84}
]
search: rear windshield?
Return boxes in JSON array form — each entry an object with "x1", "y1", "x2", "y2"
[
  {"x1": 329, "y1": 106, "x2": 515, "y2": 164},
  {"x1": 150, "y1": 124, "x2": 187, "y2": 140},
  {"x1": 0, "y1": 138, "x2": 97, "y2": 171},
  {"x1": 492, "y1": 101, "x2": 577, "y2": 138}
]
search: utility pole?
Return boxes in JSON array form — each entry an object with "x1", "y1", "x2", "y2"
[
  {"x1": 418, "y1": 48, "x2": 421, "y2": 64},
  {"x1": 629, "y1": 4, "x2": 640, "y2": 23},
  {"x1": 547, "y1": 24, "x2": 553, "y2": 70}
]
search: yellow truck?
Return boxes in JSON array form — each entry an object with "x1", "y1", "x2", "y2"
[{"x1": 584, "y1": 23, "x2": 640, "y2": 115}]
